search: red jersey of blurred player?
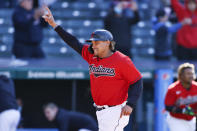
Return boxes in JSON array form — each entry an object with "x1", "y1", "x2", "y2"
[
  {"x1": 165, "y1": 63, "x2": 197, "y2": 131},
  {"x1": 165, "y1": 80, "x2": 197, "y2": 120},
  {"x1": 165, "y1": 62, "x2": 197, "y2": 130}
]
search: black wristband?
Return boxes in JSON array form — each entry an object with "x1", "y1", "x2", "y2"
[
  {"x1": 165, "y1": 106, "x2": 183, "y2": 113},
  {"x1": 172, "y1": 107, "x2": 183, "y2": 113},
  {"x1": 126, "y1": 102, "x2": 135, "y2": 108}
]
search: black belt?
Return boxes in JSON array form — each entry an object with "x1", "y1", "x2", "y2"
[{"x1": 95, "y1": 105, "x2": 115, "y2": 111}]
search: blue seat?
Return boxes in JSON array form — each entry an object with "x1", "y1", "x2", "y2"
[
  {"x1": 0, "y1": 9, "x2": 13, "y2": 18},
  {"x1": 0, "y1": 26, "x2": 8, "y2": 34},
  {"x1": 137, "y1": 48, "x2": 154, "y2": 57}
]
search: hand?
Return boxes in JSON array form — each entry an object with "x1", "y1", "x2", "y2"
[
  {"x1": 120, "y1": 105, "x2": 133, "y2": 118},
  {"x1": 182, "y1": 106, "x2": 195, "y2": 116},
  {"x1": 130, "y1": 1, "x2": 138, "y2": 11},
  {"x1": 42, "y1": 6, "x2": 57, "y2": 28},
  {"x1": 181, "y1": 18, "x2": 192, "y2": 25}
]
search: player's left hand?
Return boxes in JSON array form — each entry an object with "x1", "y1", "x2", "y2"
[
  {"x1": 42, "y1": 6, "x2": 57, "y2": 28},
  {"x1": 182, "y1": 106, "x2": 195, "y2": 116},
  {"x1": 120, "y1": 105, "x2": 133, "y2": 118}
]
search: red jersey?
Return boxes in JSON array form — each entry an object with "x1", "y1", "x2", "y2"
[
  {"x1": 165, "y1": 81, "x2": 197, "y2": 120},
  {"x1": 82, "y1": 45, "x2": 142, "y2": 106}
]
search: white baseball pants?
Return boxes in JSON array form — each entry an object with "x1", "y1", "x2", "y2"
[
  {"x1": 0, "y1": 109, "x2": 20, "y2": 131},
  {"x1": 166, "y1": 114, "x2": 196, "y2": 131},
  {"x1": 96, "y1": 102, "x2": 130, "y2": 131}
]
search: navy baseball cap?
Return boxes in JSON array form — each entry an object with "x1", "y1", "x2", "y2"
[{"x1": 86, "y1": 29, "x2": 113, "y2": 42}]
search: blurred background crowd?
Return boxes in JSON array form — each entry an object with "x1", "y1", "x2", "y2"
[{"x1": 0, "y1": 0, "x2": 196, "y2": 61}]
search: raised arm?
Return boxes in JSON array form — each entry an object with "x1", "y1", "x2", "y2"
[
  {"x1": 170, "y1": 0, "x2": 185, "y2": 20},
  {"x1": 42, "y1": 6, "x2": 83, "y2": 54}
]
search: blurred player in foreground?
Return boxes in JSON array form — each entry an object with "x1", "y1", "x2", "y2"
[
  {"x1": 43, "y1": 103, "x2": 97, "y2": 131},
  {"x1": 0, "y1": 75, "x2": 20, "y2": 131},
  {"x1": 165, "y1": 63, "x2": 197, "y2": 131},
  {"x1": 42, "y1": 6, "x2": 143, "y2": 131}
]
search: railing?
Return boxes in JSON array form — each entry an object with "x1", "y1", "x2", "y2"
[{"x1": 17, "y1": 129, "x2": 58, "y2": 131}]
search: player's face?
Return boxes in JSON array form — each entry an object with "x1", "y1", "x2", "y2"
[
  {"x1": 161, "y1": 15, "x2": 169, "y2": 22},
  {"x1": 188, "y1": 1, "x2": 197, "y2": 12},
  {"x1": 92, "y1": 41, "x2": 110, "y2": 57},
  {"x1": 44, "y1": 108, "x2": 57, "y2": 121},
  {"x1": 181, "y1": 68, "x2": 195, "y2": 84},
  {"x1": 22, "y1": 0, "x2": 33, "y2": 11}
]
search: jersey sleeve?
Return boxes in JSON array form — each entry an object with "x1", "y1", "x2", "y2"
[
  {"x1": 170, "y1": 0, "x2": 185, "y2": 20},
  {"x1": 81, "y1": 44, "x2": 93, "y2": 63},
  {"x1": 54, "y1": 26, "x2": 83, "y2": 54},
  {"x1": 165, "y1": 88, "x2": 177, "y2": 106},
  {"x1": 121, "y1": 57, "x2": 142, "y2": 85}
]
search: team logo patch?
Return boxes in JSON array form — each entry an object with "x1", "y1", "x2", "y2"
[
  {"x1": 89, "y1": 64, "x2": 115, "y2": 77},
  {"x1": 176, "y1": 95, "x2": 197, "y2": 106},
  {"x1": 176, "y1": 91, "x2": 181, "y2": 95}
]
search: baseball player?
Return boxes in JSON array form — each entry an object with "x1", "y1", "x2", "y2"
[
  {"x1": 0, "y1": 75, "x2": 20, "y2": 131},
  {"x1": 43, "y1": 6, "x2": 143, "y2": 131},
  {"x1": 165, "y1": 63, "x2": 197, "y2": 131},
  {"x1": 43, "y1": 102, "x2": 98, "y2": 131}
]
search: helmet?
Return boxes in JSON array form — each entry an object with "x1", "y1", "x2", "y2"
[
  {"x1": 86, "y1": 29, "x2": 116, "y2": 53},
  {"x1": 86, "y1": 29, "x2": 113, "y2": 42}
]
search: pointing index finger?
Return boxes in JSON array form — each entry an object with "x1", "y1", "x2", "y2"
[{"x1": 44, "y1": 6, "x2": 52, "y2": 15}]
